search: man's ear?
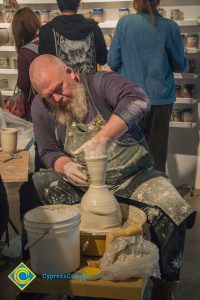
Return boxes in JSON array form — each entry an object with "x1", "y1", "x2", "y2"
[{"x1": 64, "y1": 66, "x2": 76, "y2": 80}]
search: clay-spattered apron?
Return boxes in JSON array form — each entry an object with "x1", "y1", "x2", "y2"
[{"x1": 33, "y1": 75, "x2": 195, "y2": 226}]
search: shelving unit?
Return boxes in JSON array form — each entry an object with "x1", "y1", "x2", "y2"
[
  {"x1": 162, "y1": 1, "x2": 200, "y2": 188},
  {"x1": 1, "y1": 90, "x2": 14, "y2": 96},
  {"x1": 0, "y1": 69, "x2": 17, "y2": 74},
  {"x1": 170, "y1": 121, "x2": 197, "y2": 128},
  {"x1": 176, "y1": 98, "x2": 197, "y2": 104},
  {"x1": 0, "y1": 0, "x2": 200, "y2": 187},
  {"x1": 0, "y1": 46, "x2": 15, "y2": 51}
]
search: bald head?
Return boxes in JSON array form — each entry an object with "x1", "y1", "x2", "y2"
[{"x1": 29, "y1": 54, "x2": 69, "y2": 92}]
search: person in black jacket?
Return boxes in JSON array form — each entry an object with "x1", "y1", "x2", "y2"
[{"x1": 39, "y1": 0, "x2": 107, "y2": 73}]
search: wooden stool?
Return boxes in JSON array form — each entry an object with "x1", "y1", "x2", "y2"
[
  {"x1": 23, "y1": 258, "x2": 147, "y2": 300},
  {"x1": 24, "y1": 272, "x2": 147, "y2": 300}
]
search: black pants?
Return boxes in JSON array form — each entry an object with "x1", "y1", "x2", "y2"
[
  {"x1": 0, "y1": 177, "x2": 9, "y2": 239},
  {"x1": 141, "y1": 104, "x2": 173, "y2": 172},
  {"x1": 20, "y1": 173, "x2": 186, "y2": 282}
]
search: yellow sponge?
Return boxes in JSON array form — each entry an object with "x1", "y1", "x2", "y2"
[{"x1": 78, "y1": 266, "x2": 102, "y2": 281}]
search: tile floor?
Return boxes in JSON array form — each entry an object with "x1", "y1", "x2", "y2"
[{"x1": 0, "y1": 183, "x2": 199, "y2": 300}]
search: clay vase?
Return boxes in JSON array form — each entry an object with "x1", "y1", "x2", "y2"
[
  {"x1": 1, "y1": 128, "x2": 18, "y2": 154},
  {"x1": 85, "y1": 155, "x2": 107, "y2": 186},
  {"x1": 80, "y1": 156, "x2": 122, "y2": 233}
]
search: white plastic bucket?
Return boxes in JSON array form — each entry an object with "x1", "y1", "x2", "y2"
[{"x1": 24, "y1": 205, "x2": 80, "y2": 275}]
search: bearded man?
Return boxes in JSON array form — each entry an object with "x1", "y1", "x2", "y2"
[{"x1": 20, "y1": 54, "x2": 195, "y2": 300}]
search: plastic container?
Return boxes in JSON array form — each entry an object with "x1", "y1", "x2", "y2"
[
  {"x1": 9, "y1": 57, "x2": 18, "y2": 69},
  {"x1": 39, "y1": 10, "x2": 49, "y2": 23},
  {"x1": 183, "y1": 84, "x2": 195, "y2": 98},
  {"x1": 78, "y1": 9, "x2": 92, "y2": 19},
  {"x1": 171, "y1": 109, "x2": 182, "y2": 122},
  {"x1": 24, "y1": 204, "x2": 81, "y2": 274},
  {"x1": 170, "y1": 9, "x2": 181, "y2": 20},
  {"x1": 0, "y1": 79, "x2": 8, "y2": 89},
  {"x1": 4, "y1": 9, "x2": 15, "y2": 23},
  {"x1": 49, "y1": 10, "x2": 60, "y2": 21},
  {"x1": 92, "y1": 8, "x2": 104, "y2": 23},
  {"x1": 185, "y1": 34, "x2": 199, "y2": 49},
  {"x1": 0, "y1": 57, "x2": 9, "y2": 69},
  {"x1": 3, "y1": 0, "x2": 12, "y2": 8},
  {"x1": 181, "y1": 108, "x2": 193, "y2": 122}
]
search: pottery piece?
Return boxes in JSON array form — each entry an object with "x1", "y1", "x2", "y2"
[
  {"x1": 80, "y1": 155, "x2": 122, "y2": 233},
  {"x1": 181, "y1": 108, "x2": 193, "y2": 122},
  {"x1": 85, "y1": 155, "x2": 107, "y2": 186},
  {"x1": 81, "y1": 185, "x2": 122, "y2": 233},
  {"x1": 1, "y1": 128, "x2": 18, "y2": 154},
  {"x1": 92, "y1": 8, "x2": 104, "y2": 23}
]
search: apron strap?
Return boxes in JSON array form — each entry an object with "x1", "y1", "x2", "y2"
[{"x1": 80, "y1": 74, "x2": 112, "y2": 121}]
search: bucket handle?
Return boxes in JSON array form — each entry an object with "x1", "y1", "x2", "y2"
[{"x1": 24, "y1": 230, "x2": 49, "y2": 251}]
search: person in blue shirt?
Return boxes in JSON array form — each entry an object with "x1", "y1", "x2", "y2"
[{"x1": 108, "y1": 0, "x2": 187, "y2": 173}]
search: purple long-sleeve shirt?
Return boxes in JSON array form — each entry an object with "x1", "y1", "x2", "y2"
[
  {"x1": 31, "y1": 71, "x2": 150, "y2": 168},
  {"x1": 17, "y1": 43, "x2": 38, "y2": 121}
]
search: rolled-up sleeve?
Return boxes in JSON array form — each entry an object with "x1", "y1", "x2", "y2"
[{"x1": 96, "y1": 72, "x2": 151, "y2": 129}]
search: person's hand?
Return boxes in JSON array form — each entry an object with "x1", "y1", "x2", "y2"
[
  {"x1": 63, "y1": 161, "x2": 88, "y2": 186},
  {"x1": 73, "y1": 136, "x2": 111, "y2": 157}
]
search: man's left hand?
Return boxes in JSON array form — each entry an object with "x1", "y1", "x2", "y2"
[{"x1": 73, "y1": 136, "x2": 111, "y2": 157}]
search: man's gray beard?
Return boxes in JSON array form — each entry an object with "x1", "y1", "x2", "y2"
[{"x1": 47, "y1": 82, "x2": 88, "y2": 126}]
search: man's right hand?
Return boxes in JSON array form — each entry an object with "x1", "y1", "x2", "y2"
[{"x1": 63, "y1": 161, "x2": 88, "y2": 187}]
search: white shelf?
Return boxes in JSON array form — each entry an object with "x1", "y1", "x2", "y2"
[
  {"x1": 0, "y1": 0, "x2": 132, "y2": 2},
  {"x1": 0, "y1": 20, "x2": 200, "y2": 31},
  {"x1": 0, "y1": 23, "x2": 10, "y2": 29},
  {"x1": 185, "y1": 48, "x2": 200, "y2": 54},
  {"x1": 174, "y1": 73, "x2": 199, "y2": 80},
  {"x1": 0, "y1": 69, "x2": 17, "y2": 74},
  {"x1": 0, "y1": 0, "x2": 56, "y2": 3},
  {"x1": 83, "y1": 0, "x2": 131, "y2": 2},
  {"x1": 176, "y1": 19, "x2": 199, "y2": 26},
  {"x1": 0, "y1": 46, "x2": 15, "y2": 52},
  {"x1": 1, "y1": 90, "x2": 14, "y2": 96},
  {"x1": 175, "y1": 98, "x2": 197, "y2": 104},
  {"x1": 99, "y1": 21, "x2": 117, "y2": 28},
  {"x1": 170, "y1": 122, "x2": 196, "y2": 128}
]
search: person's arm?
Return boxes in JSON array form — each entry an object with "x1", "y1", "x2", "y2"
[
  {"x1": 167, "y1": 22, "x2": 188, "y2": 72},
  {"x1": 38, "y1": 25, "x2": 56, "y2": 55},
  {"x1": 107, "y1": 21, "x2": 122, "y2": 72},
  {"x1": 17, "y1": 48, "x2": 38, "y2": 93},
  {"x1": 74, "y1": 72, "x2": 150, "y2": 156},
  {"x1": 31, "y1": 96, "x2": 88, "y2": 185},
  {"x1": 99, "y1": 72, "x2": 150, "y2": 129},
  {"x1": 94, "y1": 26, "x2": 108, "y2": 65},
  {"x1": 31, "y1": 95, "x2": 68, "y2": 168}
]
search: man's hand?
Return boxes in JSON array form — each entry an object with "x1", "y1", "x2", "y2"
[
  {"x1": 63, "y1": 161, "x2": 88, "y2": 186},
  {"x1": 73, "y1": 136, "x2": 111, "y2": 157},
  {"x1": 73, "y1": 115, "x2": 128, "y2": 157}
]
